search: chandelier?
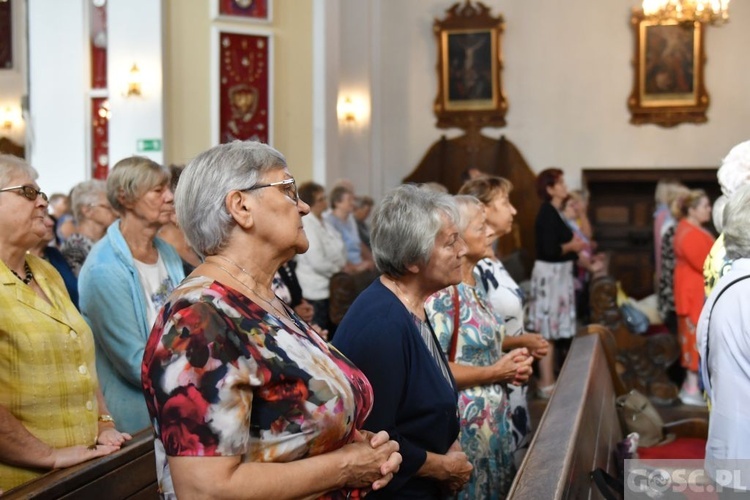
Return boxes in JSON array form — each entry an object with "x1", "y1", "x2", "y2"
[{"x1": 641, "y1": 0, "x2": 731, "y2": 26}]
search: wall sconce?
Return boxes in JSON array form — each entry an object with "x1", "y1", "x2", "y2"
[
  {"x1": 126, "y1": 63, "x2": 142, "y2": 97},
  {"x1": 337, "y1": 95, "x2": 368, "y2": 126},
  {"x1": 339, "y1": 97, "x2": 357, "y2": 123},
  {"x1": 1, "y1": 107, "x2": 12, "y2": 130}
]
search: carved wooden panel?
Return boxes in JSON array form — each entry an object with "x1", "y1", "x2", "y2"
[{"x1": 583, "y1": 168, "x2": 719, "y2": 298}]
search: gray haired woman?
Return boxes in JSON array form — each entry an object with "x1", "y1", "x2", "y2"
[
  {"x1": 78, "y1": 157, "x2": 185, "y2": 434},
  {"x1": 141, "y1": 141, "x2": 401, "y2": 499},
  {"x1": 333, "y1": 184, "x2": 473, "y2": 498},
  {"x1": 61, "y1": 179, "x2": 117, "y2": 276},
  {"x1": 698, "y1": 183, "x2": 750, "y2": 493}
]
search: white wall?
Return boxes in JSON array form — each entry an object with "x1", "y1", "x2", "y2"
[
  {"x1": 25, "y1": 0, "x2": 163, "y2": 194},
  {"x1": 334, "y1": 0, "x2": 750, "y2": 194},
  {"x1": 107, "y1": 0, "x2": 164, "y2": 166},
  {"x1": 27, "y1": 0, "x2": 88, "y2": 192}
]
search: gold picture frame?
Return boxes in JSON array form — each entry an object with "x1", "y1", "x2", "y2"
[
  {"x1": 434, "y1": 1, "x2": 507, "y2": 130},
  {"x1": 628, "y1": 11, "x2": 709, "y2": 127}
]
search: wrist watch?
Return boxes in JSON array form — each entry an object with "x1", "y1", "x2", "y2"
[{"x1": 98, "y1": 414, "x2": 115, "y2": 424}]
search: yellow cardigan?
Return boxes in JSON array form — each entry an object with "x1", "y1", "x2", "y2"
[{"x1": 0, "y1": 254, "x2": 99, "y2": 491}]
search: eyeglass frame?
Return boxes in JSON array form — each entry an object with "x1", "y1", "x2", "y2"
[
  {"x1": 240, "y1": 178, "x2": 298, "y2": 203},
  {"x1": 88, "y1": 203, "x2": 115, "y2": 211},
  {"x1": 0, "y1": 185, "x2": 49, "y2": 202}
]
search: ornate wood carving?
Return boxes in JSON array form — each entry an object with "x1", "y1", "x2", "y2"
[
  {"x1": 404, "y1": 133, "x2": 538, "y2": 268},
  {"x1": 589, "y1": 275, "x2": 680, "y2": 404}
]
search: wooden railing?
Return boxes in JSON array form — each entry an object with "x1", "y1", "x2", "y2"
[{"x1": 4, "y1": 428, "x2": 157, "y2": 499}]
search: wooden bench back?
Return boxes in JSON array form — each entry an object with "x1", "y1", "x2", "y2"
[
  {"x1": 4, "y1": 428, "x2": 157, "y2": 499},
  {"x1": 508, "y1": 334, "x2": 622, "y2": 499}
]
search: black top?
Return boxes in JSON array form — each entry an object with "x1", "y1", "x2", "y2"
[
  {"x1": 534, "y1": 201, "x2": 578, "y2": 263},
  {"x1": 277, "y1": 261, "x2": 303, "y2": 308}
]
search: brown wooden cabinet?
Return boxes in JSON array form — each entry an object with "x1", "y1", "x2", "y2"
[{"x1": 582, "y1": 168, "x2": 719, "y2": 299}]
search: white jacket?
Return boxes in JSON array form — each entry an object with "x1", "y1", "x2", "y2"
[{"x1": 296, "y1": 215, "x2": 347, "y2": 300}]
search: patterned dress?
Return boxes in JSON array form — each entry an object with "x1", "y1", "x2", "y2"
[
  {"x1": 60, "y1": 233, "x2": 94, "y2": 277},
  {"x1": 657, "y1": 224, "x2": 677, "y2": 322},
  {"x1": 425, "y1": 283, "x2": 515, "y2": 500},
  {"x1": 475, "y1": 258, "x2": 531, "y2": 468},
  {"x1": 704, "y1": 233, "x2": 733, "y2": 297},
  {"x1": 142, "y1": 276, "x2": 374, "y2": 499}
]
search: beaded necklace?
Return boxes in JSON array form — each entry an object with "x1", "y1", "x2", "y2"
[{"x1": 10, "y1": 262, "x2": 34, "y2": 285}]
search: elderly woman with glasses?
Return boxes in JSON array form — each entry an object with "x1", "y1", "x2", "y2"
[
  {"x1": 61, "y1": 180, "x2": 117, "y2": 276},
  {"x1": 141, "y1": 141, "x2": 401, "y2": 499},
  {"x1": 333, "y1": 185, "x2": 473, "y2": 499},
  {"x1": 78, "y1": 157, "x2": 185, "y2": 435},
  {"x1": 0, "y1": 155, "x2": 130, "y2": 492}
]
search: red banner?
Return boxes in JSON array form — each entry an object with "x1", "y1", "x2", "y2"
[
  {"x1": 219, "y1": 0, "x2": 269, "y2": 21},
  {"x1": 218, "y1": 31, "x2": 270, "y2": 144},
  {"x1": 91, "y1": 98, "x2": 109, "y2": 179}
]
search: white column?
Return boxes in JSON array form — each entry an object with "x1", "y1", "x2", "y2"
[
  {"x1": 27, "y1": 0, "x2": 88, "y2": 193},
  {"x1": 107, "y1": 0, "x2": 164, "y2": 166},
  {"x1": 312, "y1": 0, "x2": 340, "y2": 186}
]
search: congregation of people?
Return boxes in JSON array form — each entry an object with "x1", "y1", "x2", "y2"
[{"x1": 3, "y1": 137, "x2": 748, "y2": 498}]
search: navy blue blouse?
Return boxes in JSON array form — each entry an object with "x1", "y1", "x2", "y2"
[{"x1": 333, "y1": 279, "x2": 459, "y2": 499}]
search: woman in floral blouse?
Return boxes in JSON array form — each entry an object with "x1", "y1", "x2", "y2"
[
  {"x1": 425, "y1": 195, "x2": 533, "y2": 499},
  {"x1": 459, "y1": 177, "x2": 549, "y2": 468},
  {"x1": 141, "y1": 141, "x2": 400, "y2": 499}
]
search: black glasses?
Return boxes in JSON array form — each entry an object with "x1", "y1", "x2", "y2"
[
  {"x1": 0, "y1": 185, "x2": 49, "y2": 202},
  {"x1": 241, "y1": 178, "x2": 298, "y2": 203}
]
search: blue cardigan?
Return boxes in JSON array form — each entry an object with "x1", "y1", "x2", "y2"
[
  {"x1": 333, "y1": 279, "x2": 459, "y2": 499},
  {"x1": 78, "y1": 221, "x2": 184, "y2": 433}
]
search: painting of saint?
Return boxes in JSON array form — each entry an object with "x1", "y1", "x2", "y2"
[
  {"x1": 446, "y1": 31, "x2": 494, "y2": 102},
  {"x1": 643, "y1": 24, "x2": 695, "y2": 97}
]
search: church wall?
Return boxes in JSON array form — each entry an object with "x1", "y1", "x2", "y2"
[{"x1": 337, "y1": 0, "x2": 750, "y2": 196}]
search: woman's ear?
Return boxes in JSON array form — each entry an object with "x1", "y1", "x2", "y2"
[
  {"x1": 225, "y1": 191, "x2": 254, "y2": 229},
  {"x1": 117, "y1": 188, "x2": 133, "y2": 211}
]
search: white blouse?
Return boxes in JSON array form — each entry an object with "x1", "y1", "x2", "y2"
[
  {"x1": 296, "y1": 214, "x2": 347, "y2": 300},
  {"x1": 474, "y1": 257, "x2": 525, "y2": 337}
]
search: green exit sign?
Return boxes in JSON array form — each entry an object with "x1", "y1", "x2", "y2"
[{"x1": 137, "y1": 139, "x2": 162, "y2": 152}]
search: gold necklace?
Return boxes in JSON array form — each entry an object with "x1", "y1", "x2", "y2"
[
  {"x1": 205, "y1": 258, "x2": 294, "y2": 323},
  {"x1": 387, "y1": 276, "x2": 424, "y2": 318}
]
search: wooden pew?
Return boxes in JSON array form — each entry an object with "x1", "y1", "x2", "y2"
[
  {"x1": 4, "y1": 428, "x2": 157, "y2": 499},
  {"x1": 589, "y1": 274, "x2": 681, "y2": 404},
  {"x1": 508, "y1": 332, "x2": 622, "y2": 499},
  {"x1": 509, "y1": 327, "x2": 708, "y2": 499}
]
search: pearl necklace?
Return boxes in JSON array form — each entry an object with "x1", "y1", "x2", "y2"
[{"x1": 10, "y1": 262, "x2": 34, "y2": 285}]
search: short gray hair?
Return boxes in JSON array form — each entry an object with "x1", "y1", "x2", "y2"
[
  {"x1": 0, "y1": 154, "x2": 38, "y2": 189},
  {"x1": 723, "y1": 183, "x2": 750, "y2": 260},
  {"x1": 175, "y1": 141, "x2": 287, "y2": 256},
  {"x1": 453, "y1": 195, "x2": 482, "y2": 233},
  {"x1": 70, "y1": 179, "x2": 107, "y2": 222},
  {"x1": 371, "y1": 184, "x2": 459, "y2": 278},
  {"x1": 107, "y1": 156, "x2": 170, "y2": 212}
]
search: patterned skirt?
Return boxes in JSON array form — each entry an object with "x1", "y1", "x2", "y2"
[{"x1": 527, "y1": 260, "x2": 576, "y2": 340}]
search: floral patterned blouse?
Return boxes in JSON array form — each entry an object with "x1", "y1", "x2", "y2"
[
  {"x1": 142, "y1": 276, "x2": 374, "y2": 499},
  {"x1": 425, "y1": 283, "x2": 515, "y2": 499}
]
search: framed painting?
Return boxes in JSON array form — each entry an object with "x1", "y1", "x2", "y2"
[
  {"x1": 211, "y1": 26, "x2": 273, "y2": 146},
  {"x1": 628, "y1": 11, "x2": 708, "y2": 127},
  {"x1": 212, "y1": 0, "x2": 272, "y2": 23},
  {"x1": 0, "y1": 0, "x2": 12, "y2": 69},
  {"x1": 434, "y1": 1, "x2": 507, "y2": 131}
]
